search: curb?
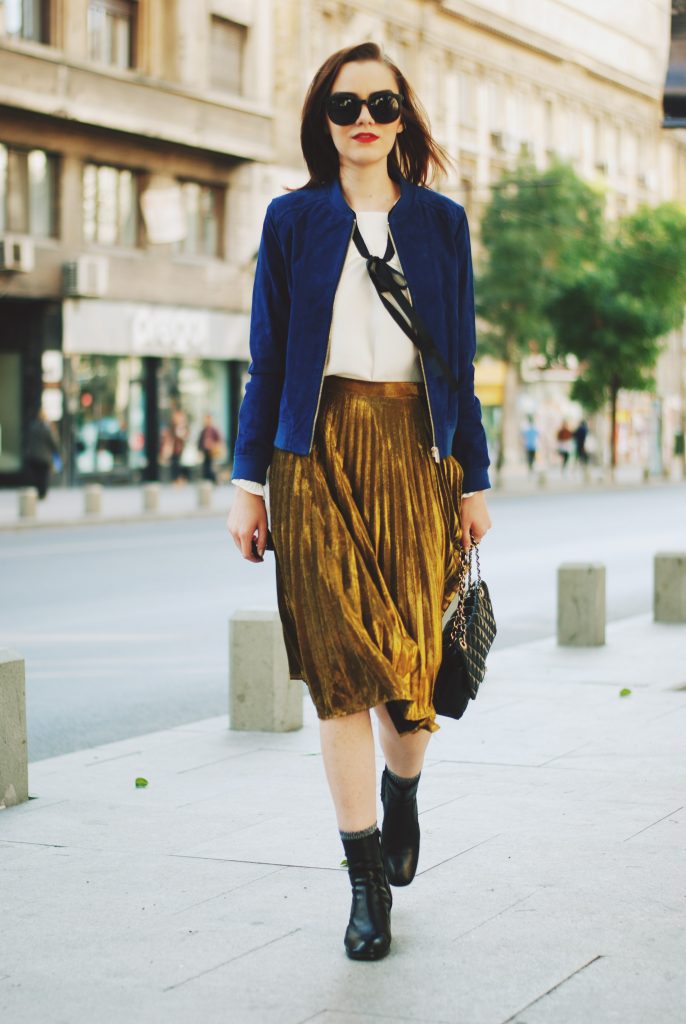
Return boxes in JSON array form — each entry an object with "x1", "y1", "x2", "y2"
[
  {"x1": 0, "y1": 507, "x2": 228, "y2": 533},
  {"x1": 1, "y1": 477, "x2": 683, "y2": 533}
]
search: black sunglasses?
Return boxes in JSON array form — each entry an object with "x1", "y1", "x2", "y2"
[{"x1": 326, "y1": 90, "x2": 403, "y2": 126}]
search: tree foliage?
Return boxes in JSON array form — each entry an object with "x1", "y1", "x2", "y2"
[
  {"x1": 477, "y1": 154, "x2": 604, "y2": 364},
  {"x1": 548, "y1": 202, "x2": 686, "y2": 463},
  {"x1": 477, "y1": 154, "x2": 686, "y2": 469}
]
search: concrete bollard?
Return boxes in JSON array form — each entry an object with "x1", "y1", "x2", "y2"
[
  {"x1": 557, "y1": 563, "x2": 606, "y2": 646},
  {"x1": 654, "y1": 553, "x2": 686, "y2": 623},
  {"x1": 84, "y1": 484, "x2": 102, "y2": 516},
  {"x1": 0, "y1": 649, "x2": 29, "y2": 808},
  {"x1": 229, "y1": 610, "x2": 303, "y2": 731},
  {"x1": 18, "y1": 488, "x2": 38, "y2": 518},
  {"x1": 143, "y1": 483, "x2": 160, "y2": 513},
  {"x1": 197, "y1": 481, "x2": 213, "y2": 509}
]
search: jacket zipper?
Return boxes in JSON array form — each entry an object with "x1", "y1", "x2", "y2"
[
  {"x1": 387, "y1": 223, "x2": 440, "y2": 463},
  {"x1": 308, "y1": 216, "x2": 357, "y2": 453}
]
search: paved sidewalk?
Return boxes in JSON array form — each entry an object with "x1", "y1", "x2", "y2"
[
  {"x1": 0, "y1": 481, "x2": 233, "y2": 531},
  {"x1": 1, "y1": 465, "x2": 682, "y2": 531},
  {"x1": 2, "y1": 615, "x2": 685, "y2": 1023}
]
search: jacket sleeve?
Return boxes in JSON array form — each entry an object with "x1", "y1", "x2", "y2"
[
  {"x1": 231, "y1": 203, "x2": 289, "y2": 484},
  {"x1": 451, "y1": 209, "x2": 491, "y2": 492}
]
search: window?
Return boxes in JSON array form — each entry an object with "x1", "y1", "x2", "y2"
[
  {"x1": 0, "y1": 352, "x2": 22, "y2": 472},
  {"x1": 71, "y1": 354, "x2": 146, "y2": 478},
  {"x1": 0, "y1": 144, "x2": 57, "y2": 236},
  {"x1": 487, "y1": 81, "x2": 504, "y2": 133},
  {"x1": 460, "y1": 176, "x2": 474, "y2": 222},
  {"x1": 87, "y1": 0, "x2": 136, "y2": 69},
  {"x1": 458, "y1": 71, "x2": 475, "y2": 128},
  {"x1": 210, "y1": 16, "x2": 246, "y2": 94},
  {"x1": 543, "y1": 98, "x2": 555, "y2": 150},
  {"x1": 2, "y1": 0, "x2": 50, "y2": 43},
  {"x1": 593, "y1": 118, "x2": 607, "y2": 172},
  {"x1": 175, "y1": 181, "x2": 223, "y2": 259},
  {"x1": 513, "y1": 91, "x2": 530, "y2": 143},
  {"x1": 610, "y1": 124, "x2": 621, "y2": 176},
  {"x1": 83, "y1": 163, "x2": 138, "y2": 247}
]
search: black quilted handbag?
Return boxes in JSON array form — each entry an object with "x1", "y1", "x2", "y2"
[{"x1": 433, "y1": 541, "x2": 497, "y2": 720}]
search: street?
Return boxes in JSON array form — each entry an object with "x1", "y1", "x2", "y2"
[{"x1": 1, "y1": 483, "x2": 684, "y2": 761}]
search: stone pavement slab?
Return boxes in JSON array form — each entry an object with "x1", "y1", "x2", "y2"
[{"x1": 1, "y1": 614, "x2": 685, "y2": 1023}]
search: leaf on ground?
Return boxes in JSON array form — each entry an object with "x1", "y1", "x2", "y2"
[
  {"x1": 135, "y1": 777, "x2": 149, "y2": 788},
  {"x1": 340, "y1": 858, "x2": 348, "y2": 867},
  {"x1": 619, "y1": 688, "x2": 632, "y2": 697}
]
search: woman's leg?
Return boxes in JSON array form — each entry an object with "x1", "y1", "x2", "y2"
[
  {"x1": 319, "y1": 709, "x2": 377, "y2": 831},
  {"x1": 320, "y1": 709, "x2": 391, "y2": 961},
  {"x1": 318, "y1": 704, "x2": 433, "y2": 826},
  {"x1": 374, "y1": 703, "x2": 429, "y2": 888},
  {"x1": 373, "y1": 702, "x2": 432, "y2": 777}
]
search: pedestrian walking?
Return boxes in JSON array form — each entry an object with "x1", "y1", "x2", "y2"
[
  {"x1": 227, "y1": 42, "x2": 492, "y2": 961},
  {"x1": 197, "y1": 413, "x2": 222, "y2": 482},
  {"x1": 574, "y1": 418, "x2": 589, "y2": 465},
  {"x1": 556, "y1": 420, "x2": 574, "y2": 471},
  {"x1": 25, "y1": 409, "x2": 61, "y2": 499},
  {"x1": 169, "y1": 404, "x2": 189, "y2": 483},
  {"x1": 522, "y1": 417, "x2": 539, "y2": 472}
]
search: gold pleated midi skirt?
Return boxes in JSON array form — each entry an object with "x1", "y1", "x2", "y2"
[{"x1": 268, "y1": 375, "x2": 464, "y2": 734}]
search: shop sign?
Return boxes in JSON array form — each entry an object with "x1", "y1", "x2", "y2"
[
  {"x1": 131, "y1": 308, "x2": 210, "y2": 355},
  {"x1": 63, "y1": 299, "x2": 250, "y2": 360}
]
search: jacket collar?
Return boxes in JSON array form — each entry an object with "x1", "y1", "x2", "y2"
[{"x1": 326, "y1": 171, "x2": 415, "y2": 221}]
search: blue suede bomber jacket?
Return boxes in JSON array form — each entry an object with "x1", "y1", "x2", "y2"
[{"x1": 231, "y1": 173, "x2": 491, "y2": 494}]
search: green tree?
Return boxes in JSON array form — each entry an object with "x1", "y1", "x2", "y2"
[
  {"x1": 476, "y1": 155, "x2": 604, "y2": 473},
  {"x1": 548, "y1": 202, "x2": 686, "y2": 467}
]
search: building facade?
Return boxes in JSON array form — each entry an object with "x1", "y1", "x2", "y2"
[
  {"x1": 3, "y1": 0, "x2": 685, "y2": 485},
  {"x1": 270, "y1": 0, "x2": 686, "y2": 474},
  {"x1": 0, "y1": 0, "x2": 273, "y2": 486}
]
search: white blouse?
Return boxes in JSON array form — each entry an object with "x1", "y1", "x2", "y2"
[
  {"x1": 233, "y1": 211, "x2": 477, "y2": 498},
  {"x1": 324, "y1": 211, "x2": 422, "y2": 383}
]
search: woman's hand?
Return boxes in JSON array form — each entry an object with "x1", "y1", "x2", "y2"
[
  {"x1": 460, "y1": 491, "x2": 492, "y2": 549},
  {"x1": 227, "y1": 489, "x2": 269, "y2": 563}
]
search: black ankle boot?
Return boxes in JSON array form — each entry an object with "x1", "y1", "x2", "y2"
[
  {"x1": 341, "y1": 829, "x2": 392, "y2": 961},
  {"x1": 380, "y1": 767, "x2": 420, "y2": 886}
]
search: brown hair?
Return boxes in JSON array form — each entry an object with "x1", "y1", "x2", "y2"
[{"x1": 299, "y1": 41, "x2": 449, "y2": 188}]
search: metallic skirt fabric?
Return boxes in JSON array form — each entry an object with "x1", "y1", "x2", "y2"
[{"x1": 268, "y1": 375, "x2": 464, "y2": 734}]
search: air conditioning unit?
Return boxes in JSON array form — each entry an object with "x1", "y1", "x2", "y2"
[
  {"x1": 0, "y1": 235, "x2": 35, "y2": 273},
  {"x1": 63, "y1": 255, "x2": 109, "y2": 297}
]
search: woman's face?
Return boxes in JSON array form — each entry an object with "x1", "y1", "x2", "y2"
[{"x1": 326, "y1": 60, "x2": 403, "y2": 172}]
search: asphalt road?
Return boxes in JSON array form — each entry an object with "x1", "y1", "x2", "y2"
[{"x1": 1, "y1": 483, "x2": 684, "y2": 762}]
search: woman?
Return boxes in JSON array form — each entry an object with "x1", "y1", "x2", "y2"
[
  {"x1": 228, "y1": 42, "x2": 492, "y2": 961},
  {"x1": 25, "y1": 409, "x2": 61, "y2": 499},
  {"x1": 197, "y1": 413, "x2": 222, "y2": 482},
  {"x1": 557, "y1": 420, "x2": 574, "y2": 471}
]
